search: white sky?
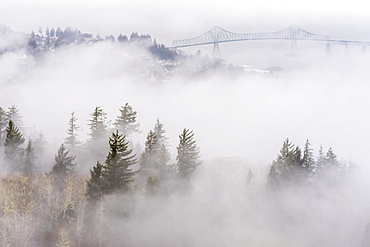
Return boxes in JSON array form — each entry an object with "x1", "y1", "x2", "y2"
[{"x1": 1, "y1": 0, "x2": 370, "y2": 45}]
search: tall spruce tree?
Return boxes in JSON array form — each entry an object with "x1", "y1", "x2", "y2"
[
  {"x1": 302, "y1": 139, "x2": 315, "y2": 172},
  {"x1": 0, "y1": 107, "x2": 7, "y2": 147},
  {"x1": 114, "y1": 103, "x2": 140, "y2": 137},
  {"x1": 23, "y1": 140, "x2": 36, "y2": 176},
  {"x1": 51, "y1": 144, "x2": 76, "y2": 181},
  {"x1": 86, "y1": 161, "x2": 104, "y2": 201},
  {"x1": 268, "y1": 138, "x2": 308, "y2": 187},
  {"x1": 64, "y1": 111, "x2": 80, "y2": 154},
  {"x1": 87, "y1": 106, "x2": 110, "y2": 162},
  {"x1": 153, "y1": 118, "x2": 171, "y2": 169},
  {"x1": 6, "y1": 105, "x2": 24, "y2": 133},
  {"x1": 101, "y1": 131, "x2": 138, "y2": 194},
  {"x1": 176, "y1": 128, "x2": 201, "y2": 179},
  {"x1": 4, "y1": 120, "x2": 25, "y2": 172}
]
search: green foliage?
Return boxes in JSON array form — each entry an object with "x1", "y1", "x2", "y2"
[
  {"x1": 87, "y1": 131, "x2": 138, "y2": 199},
  {"x1": 51, "y1": 144, "x2": 76, "y2": 180},
  {"x1": 0, "y1": 106, "x2": 7, "y2": 146},
  {"x1": 102, "y1": 131, "x2": 138, "y2": 193},
  {"x1": 86, "y1": 161, "x2": 104, "y2": 201},
  {"x1": 23, "y1": 140, "x2": 36, "y2": 176},
  {"x1": 6, "y1": 105, "x2": 23, "y2": 131},
  {"x1": 64, "y1": 111, "x2": 80, "y2": 153},
  {"x1": 114, "y1": 103, "x2": 140, "y2": 137},
  {"x1": 87, "y1": 106, "x2": 110, "y2": 162},
  {"x1": 176, "y1": 128, "x2": 201, "y2": 179},
  {"x1": 268, "y1": 138, "x2": 347, "y2": 188},
  {"x1": 4, "y1": 120, "x2": 26, "y2": 172},
  {"x1": 268, "y1": 138, "x2": 308, "y2": 187}
]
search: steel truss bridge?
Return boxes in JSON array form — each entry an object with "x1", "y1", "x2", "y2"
[{"x1": 171, "y1": 26, "x2": 370, "y2": 58}]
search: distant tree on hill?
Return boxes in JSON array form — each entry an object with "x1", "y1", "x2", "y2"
[
  {"x1": 50, "y1": 27, "x2": 55, "y2": 37},
  {"x1": 117, "y1": 34, "x2": 128, "y2": 42}
]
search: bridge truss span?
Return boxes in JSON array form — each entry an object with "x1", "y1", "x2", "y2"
[
  {"x1": 171, "y1": 26, "x2": 330, "y2": 48},
  {"x1": 171, "y1": 26, "x2": 370, "y2": 58}
]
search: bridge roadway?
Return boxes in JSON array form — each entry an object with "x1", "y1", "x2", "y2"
[{"x1": 170, "y1": 26, "x2": 370, "y2": 57}]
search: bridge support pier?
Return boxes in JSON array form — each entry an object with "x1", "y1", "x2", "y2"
[
  {"x1": 363, "y1": 45, "x2": 367, "y2": 53},
  {"x1": 290, "y1": 38, "x2": 298, "y2": 52},
  {"x1": 345, "y1": 43, "x2": 349, "y2": 54},
  {"x1": 326, "y1": 43, "x2": 331, "y2": 54},
  {"x1": 212, "y1": 42, "x2": 221, "y2": 59}
]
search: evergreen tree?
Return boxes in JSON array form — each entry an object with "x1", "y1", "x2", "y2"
[
  {"x1": 64, "y1": 111, "x2": 80, "y2": 153},
  {"x1": 267, "y1": 138, "x2": 307, "y2": 186},
  {"x1": 316, "y1": 145, "x2": 326, "y2": 171},
  {"x1": 23, "y1": 140, "x2": 36, "y2": 176},
  {"x1": 176, "y1": 128, "x2": 201, "y2": 179},
  {"x1": 86, "y1": 161, "x2": 104, "y2": 201},
  {"x1": 6, "y1": 105, "x2": 23, "y2": 132},
  {"x1": 0, "y1": 107, "x2": 7, "y2": 146},
  {"x1": 87, "y1": 106, "x2": 110, "y2": 162},
  {"x1": 114, "y1": 103, "x2": 140, "y2": 138},
  {"x1": 117, "y1": 34, "x2": 128, "y2": 42},
  {"x1": 325, "y1": 147, "x2": 340, "y2": 169},
  {"x1": 302, "y1": 139, "x2": 315, "y2": 172},
  {"x1": 138, "y1": 130, "x2": 161, "y2": 186},
  {"x1": 153, "y1": 118, "x2": 171, "y2": 169},
  {"x1": 4, "y1": 120, "x2": 25, "y2": 172},
  {"x1": 153, "y1": 118, "x2": 169, "y2": 146},
  {"x1": 101, "y1": 131, "x2": 138, "y2": 194},
  {"x1": 50, "y1": 27, "x2": 55, "y2": 37},
  {"x1": 51, "y1": 144, "x2": 76, "y2": 181}
]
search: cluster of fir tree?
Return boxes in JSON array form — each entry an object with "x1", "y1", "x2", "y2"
[
  {"x1": 0, "y1": 105, "x2": 38, "y2": 176},
  {"x1": 1, "y1": 103, "x2": 202, "y2": 195},
  {"x1": 27, "y1": 26, "x2": 179, "y2": 61},
  {"x1": 267, "y1": 138, "x2": 352, "y2": 188}
]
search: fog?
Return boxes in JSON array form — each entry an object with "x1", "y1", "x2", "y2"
[
  {"x1": 1, "y1": 1, "x2": 370, "y2": 246},
  {"x1": 1, "y1": 41, "x2": 370, "y2": 166}
]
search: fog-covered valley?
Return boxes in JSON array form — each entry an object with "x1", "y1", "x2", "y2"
[{"x1": 1, "y1": 7, "x2": 370, "y2": 245}]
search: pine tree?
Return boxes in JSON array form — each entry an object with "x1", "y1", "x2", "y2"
[
  {"x1": 138, "y1": 130, "x2": 161, "y2": 187},
  {"x1": 316, "y1": 145, "x2": 326, "y2": 171},
  {"x1": 0, "y1": 107, "x2": 7, "y2": 147},
  {"x1": 101, "y1": 131, "x2": 138, "y2": 194},
  {"x1": 153, "y1": 118, "x2": 171, "y2": 170},
  {"x1": 4, "y1": 120, "x2": 25, "y2": 172},
  {"x1": 114, "y1": 103, "x2": 140, "y2": 137},
  {"x1": 6, "y1": 105, "x2": 24, "y2": 133},
  {"x1": 86, "y1": 161, "x2": 104, "y2": 201},
  {"x1": 268, "y1": 138, "x2": 307, "y2": 186},
  {"x1": 176, "y1": 128, "x2": 201, "y2": 179},
  {"x1": 302, "y1": 139, "x2": 315, "y2": 172},
  {"x1": 51, "y1": 144, "x2": 76, "y2": 181},
  {"x1": 23, "y1": 140, "x2": 36, "y2": 176},
  {"x1": 87, "y1": 106, "x2": 110, "y2": 163},
  {"x1": 64, "y1": 111, "x2": 80, "y2": 154},
  {"x1": 140, "y1": 130, "x2": 161, "y2": 172},
  {"x1": 153, "y1": 118, "x2": 169, "y2": 145},
  {"x1": 325, "y1": 147, "x2": 340, "y2": 169}
]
